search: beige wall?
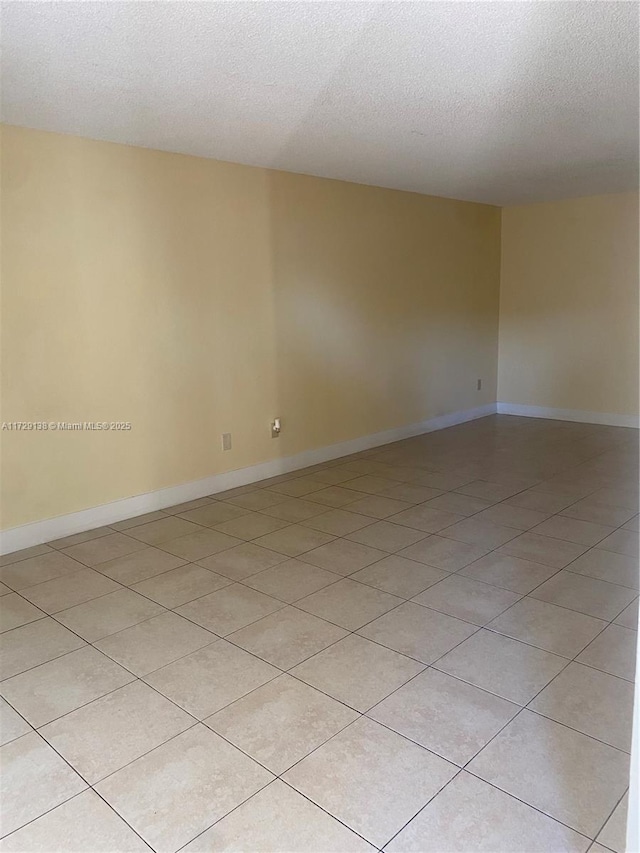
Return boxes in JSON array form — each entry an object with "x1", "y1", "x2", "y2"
[
  {"x1": 0, "y1": 125, "x2": 501, "y2": 529},
  {"x1": 498, "y1": 192, "x2": 639, "y2": 417}
]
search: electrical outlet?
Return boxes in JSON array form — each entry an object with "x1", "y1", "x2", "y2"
[
  {"x1": 477, "y1": 378, "x2": 482, "y2": 391},
  {"x1": 221, "y1": 433, "x2": 232, "y2": 451},
  {"x1": 271, "y1": 418, "x2": 281, "y2": 438}
]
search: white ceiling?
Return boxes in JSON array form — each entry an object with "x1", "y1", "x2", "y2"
[{"x1": 2, "y1": 1, "x2": 638, "y2": 205}]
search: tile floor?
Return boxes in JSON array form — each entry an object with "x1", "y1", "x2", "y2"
[{"x1": 0, "y1": 414, "x2": 637, "y2": 852}]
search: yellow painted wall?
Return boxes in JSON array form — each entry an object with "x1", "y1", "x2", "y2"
[
  {"x1": 0, "y1": 125, "x2": 501, "y2": 529},
  {"x1": 498, "y1": 193, "x2": 639, "y2": 417}
]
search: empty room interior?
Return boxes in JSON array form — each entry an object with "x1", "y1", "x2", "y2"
[{"x1": 0, "y1": 2, "x2": 639, "y2": 852}]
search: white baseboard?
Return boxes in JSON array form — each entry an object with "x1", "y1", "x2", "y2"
[
  {"x1": 0, "y1": 403, "x2": 497, "y2": 555},
  {"x1": 497, "y1": 402, "x2": 639, "y2": 429}
]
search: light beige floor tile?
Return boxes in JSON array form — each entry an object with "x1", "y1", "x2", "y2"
[
  {"x1": 346, "y1": 521, "x2": 428, "y2": 553},
  {"x1": 435, "y1": 629, "x2": 568, "y2": 704},
  {"x1": 253, "y1": 525, "x2": 336, "y2": 557},
  {"x1": 590, "y1": 487, "x2": 639, "y2": 511},
  {"x1": 244, "y1": 559, "x2": 340, "y2": 603},
  {"x1": 131, "y1": 564, "x2": 230, "y2": 607},
  {"x1": 0, "y1": 732, "x2": 87, "y2": 836},
  {"x1": 225, "y1": 490, "x2": 287, "y2": 510},
  {"x1": 598, "y1": 529, "x2": 639, "y2": 558},
  {"x1": 442, "y1": 518, "x2": 520, "y2": 549},
  {"x1": 388, "y1": 506, "x2": 465, "y2": 533},
  {"x1": 424, "y1": 492, "x2": 493, "y2": 516},
  {"x1": 290, "y1": 634, "x2": 424, "y2": 711},
  {"x1": 95, "y1": 611, "x2": 216, "y2": 676},
  {"x1": 160, "y1": 529, "x2": 242, "y2": 561},
  {"x1": 213, "y1": 512, "x2": 290, "y2": 540},
  {"x1": 398, "y1": 535, "x2": 489, "y2": 571},
  {"x1": 530, "y1": 571, "x2": 637, "y2": 621},
  {"x1": 62, "y1": 532, "x2": 147, "y2": 567},
  {"x1": 0, "y1": 698, "x2": 31, "y2": 746},
  {"x1": 56, "y1": 587, "x2": 164, "y2": 641},
  {"x1": 529, "y1": 662, "x2": 634, "y2": 751},
  {"x1": 20, "y1": 568, "x2": 120, "y2": 614},
  {"x1": 145, "y1": 640, "x2": 277, "y2": 718},
  {"x1": 531, "y1": 516, "x2": 615, "y2": 546},
  {"x1": 301, "y1": 509, "x2": 374, "y2": 535},
  {"x1": 95, "y1": 724, "x2": 272, "y2": 853},
  {"x1": 261, "y1": 498, "x2": 329, "y2": 523},
  {"x1": 615, "y1": 598, "x2": 639, "y2": 629},
  {"x1": 412, "y1": 472, "x2": 474, "y2": 491},
  {"x1": 93, "y1": 546, "x2": 186, "y2": 584},
  {"x1": 176, "y1": 584, "x2": 284, "y2": 636},
  {"x1": 370, "y1": 668, "x2": 518, "y2": 765},
  {"x1": 197, "y1": 542, "x2": 288, "y2": 580},
  {"x1": 358, "y1": 601, "x2": 477, "y2": 664},
  {"x1": 40, "y1": 681, "x2": 193, "y2": 783},
  {"x1": 178, "y1": 503, "x2": 250, "y2": 527},
  {"x1": 378, "y1": 483, "x2": 443, "y2": 504},
  {"x1": 110, "y1": 509, "x2": 169, "y2": 530},
  {"x1": 265, "y1": 478, "x2": 326, "y2": 498},
  {"x1": 182, "y1": 779, "x2": 374, "y2": 852},
  {"x1": 576, "y1": 624, "x2": 637, "y2": 681},
  {"x1": 1, "y1": 646, "x2": 135, "y2": 727},
  {"x1": 206, "y1": 674, "x2": 358, "y2": 774},
  {"x1": 350, "y1": 555, "x2": 448, "y2": 598},
  {"x1": 0, "y1": 593, "x2": 45, "y2": 632},
  {"x1": 507, "y1": 490, "x2": 578, "y2": 514},
  {"x1": 457, "y1": 480, "x2": 526, "y2": 502},
  {"x1": 0, "y1": 545, "x2": 53, "y2": 568},
  {"x1": 487, "y1": 598, "x2": 606, "y2": 658},
  {"x1": 283, "y1": 716, "x2": 456, "y2": 848},
  {"x1": 228, "y1": 606, "x2": 348, "y2": 670},
  {"x1": 590, "y1": 843, "x2": 615, "y2": 853},
  {"x1": 308, "y1": 467, "x2": 362, "y2": 485},
  {"x1": 472, "y1": 502, "x2": 551, "y2": 531},
  {"x1": 460, "y1": 552, "x2": 561, "y2": 594},
  {"x1": 296, "y1": 578, "x2": 402, "y2": 630},
  {"x1": 0, "y1": 581, "x2": 11, "y2": 596},
  {"x1": 468, "y1": 710, "x2": 630, "y2": 837},
  {"x1": 300, "y1": 538, "x2": 386, "y2": 575},
  {"x1": 597, "y1": 793, "x2": 628, "y2": 853},
  {"x1": 127, "y1": 516, "x2": 206, "y2": 544},
  {"x1": 531, "y1": 480, "x2": 596, "y2": 500},
  {"x1": 344, "y1": 495, "x2": 413, "y2": 519},
  {"x1": 413, "y1": 575, "x2": 520, "y2": 625},
  {"x1": 386, "y1": 771, "x2": 590, "y2": 853},
  {"x1": 343, "y1": 475, "x2": 399, "y2": 495},
  {"x1": 305, "y1": 486, "x2": 362, "y2": 508},
  {"x1": 568, "y1": 548, "x2": 639, "y2": 590},
  {"x1": 0, "y1": 788, "x2": 150, "y2": 852},
  {"x1": 497, "y1": 532, "x2": 588, "y2": 568},
  {"x1": 561, "y1": 499, "x2": 636, "y2": 527},
  {"x1": 623, "y1": 514, "x2": 639, "y2": 531},
  {"x1": 47, "y1": 526, "x2": 114, "y2": 549},
  {"x1": 0, "y1": 551, "x2": 84, "y2": 591},
  {"x1": 0, "y1": 618, "x2": 85, "y2": 680}
]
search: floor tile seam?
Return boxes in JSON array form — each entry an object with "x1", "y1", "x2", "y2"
[
  {"x1": 525, "y1": 581, "x2": 639, "y2": 623},
  {"x1": 45, "y1": 528, "x2": 120, "y2": 551},
  {"x1": 11, "y1": 581, "x2": 132, "y2": 618},
  {"x1": 0, "y1": 727, "x2": 152, "y2": 851},
  {"x1": 171, "y1": 775, "x2": 378, "y2": 853},
  {"x1": 590, "y1": 788, "x2": 630, "y2": 849},
  {"x1": 559, "y1": 567, "x2": 640, "y2": 594}
]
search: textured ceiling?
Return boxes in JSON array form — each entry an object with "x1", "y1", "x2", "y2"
[{"x1": 2, "y1": 1, "x2": 638, "y2": 205}]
